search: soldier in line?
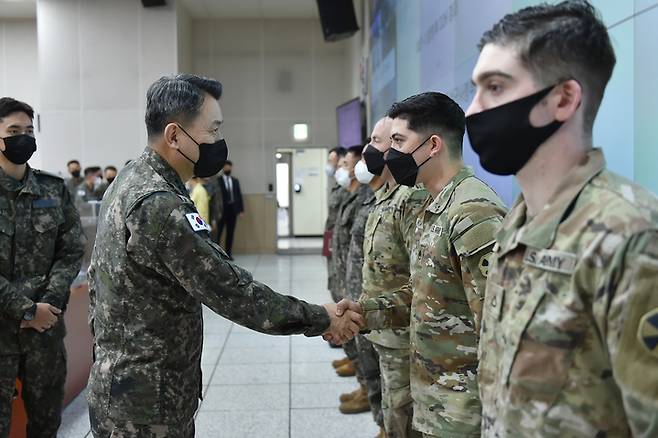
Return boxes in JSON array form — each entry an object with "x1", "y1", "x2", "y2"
[
  {"x1": 466, "y1": 1, "x2": 658, "y2": 436},
  {"x1": 339, "y1": 140, "x2": 387, "y2": 435},
  {"x1": 336, "y1": 92, "x2": 507, "y2": 437},
  {"x1": 331, "y1": 146, "x2": 374, "y2": 383},
  {"x1": 324, "y1": 146, "x2": 348, "y2": 307},
  {"x1": 0, "y1": 97, "x2": 85, "y2": 438},
  {"x1": 360, "y1": 116, "x2": 429, "y2": 438},
  {"x1": 86, "y1": 75, "x2": 363, "y2": 438}
]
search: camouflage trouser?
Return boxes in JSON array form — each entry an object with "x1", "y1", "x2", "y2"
[
  {"x1": 326, "y1": 257, "x2": 342, "y2": 303},
  {"x1": 373, "y1": 344, "x2": 420, "y2": 438},
  {"x1": 0, "y1": 334, "x2": 67, "y2": 438},
  {"x1": 355, "y1": 334, "x2": 383, "y2": 427},
  {"x1": 89, "y1": 406, "x2": 194, "y2": 438}
]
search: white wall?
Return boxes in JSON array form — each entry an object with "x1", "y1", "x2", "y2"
[
  {"x1": 36, "y1": 0, "x2": 178, "y2": 176},
  {"x1": 190, "y1": 18, "x2": 351, "y2": 195},
  {"x1": 177, "y1": 2, "x2": 192, "y2": 73},
  {"x1": 0, "y1": 19, "x2": 40, "y2": 165}
]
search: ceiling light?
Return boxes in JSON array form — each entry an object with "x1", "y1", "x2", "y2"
[{"x1": 293, "y1": 123, "x2": 308, "y2": 142}]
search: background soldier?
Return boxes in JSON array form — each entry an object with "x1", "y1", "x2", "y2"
[
  {"x1": 87, "y1": 75, "x2": 363, "y2": 438},
  {"x1": 466, "y1": 1, "x2": 658, "y2": 436},
  {"x1": 324, "y1": 146, "x2": 348, "y2": 304},
  {"x1": 331, "y1": 146, "x2": 372, "y2": 381},
  {"x1": 340, "y1": 142, "x2": 386, "y2": 436},
  {"x1": 0, "y1": 97, "x2": 85, "y2": 438}
]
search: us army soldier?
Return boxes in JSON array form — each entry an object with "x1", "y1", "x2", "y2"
[
  {"x1": 466, "y1": 1, "x2": 658, "y2": 436},
  {"x1": 338, "y1": 93, "x2": 506, "y2": 437},
  {"x1": 360, "y1": 116, "x2": 429, "y2": 438},
  {"x1": 324, "y1": 147, "x2": 348, "y2": 303}
]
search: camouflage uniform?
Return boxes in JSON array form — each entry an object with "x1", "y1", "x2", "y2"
[
  {"x1": 359, "y1": 167, "x2": 506, "y2": 437},
  {"x1": 345, "y1": 188, "x2": 382, "y2": 426},
  {"x1": 332, "y1": 183, "x2": 371, "y2": 373},
  {"x1": 361, "y1": 183, "x2": 429, "y2": 438},
  {"x1": 0, "y1": 166, "x2": 85, "y2": 438},
  {"x1": 326, "y1": 181, "x2": 348, "y2": 302},
  {"x1": 75, "y1": 181, "x2": 102, "y2": 204},
  {"x1": 87, "y1": 148, "x2": 330, "y2": 438},
  {"x1": 479, "y1": 149, "x2": 658, "y2": 437},
  {"x1": 65, "y1": 176, "x2": 83, "y2": 198}
]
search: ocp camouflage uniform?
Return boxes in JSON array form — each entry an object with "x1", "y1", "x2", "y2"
[
  {"x1": 361, "y1": 183, "x2": 429, "y2": 438},
  {"x1": 87, "y1": 148, "x2": 330, "y2": 438},
  {"x1": 0, "y1": 166, "x2": 85, "y2": 438},
  {"x1": 359, "y1": 167, "x2": 506, "y2": 437},
  {"x1": 479, "y1": 149, "x2": 658, "y2": 437},
  {"x1": 326, "y1": 181, "x2": 348, "y2": 302},
  {"x1": 345, "y1": 188, "x2": 382, "y2": 427},
  {"x1": 332, "y1": 183, "x2": 371, "y2": 375}
]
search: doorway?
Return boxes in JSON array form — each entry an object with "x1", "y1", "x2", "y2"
[{"x1": 275, "y1": 147, "x2": 327, "y2": 254}]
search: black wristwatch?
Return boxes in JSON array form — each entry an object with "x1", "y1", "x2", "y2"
[{"x1": 23, "y1": 303, "x2": 37, "y2": 321}]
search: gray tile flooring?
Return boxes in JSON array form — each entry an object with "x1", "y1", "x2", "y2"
[{"x1": 58, "y1": 254, "x2": 379, "y2": 438}]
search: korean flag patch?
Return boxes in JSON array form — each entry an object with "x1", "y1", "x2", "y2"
[{"x1": 185, "y1": 213, "x2": 211, "y2": 232}]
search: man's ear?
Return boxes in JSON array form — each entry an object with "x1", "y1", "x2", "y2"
[
  {"x1": 554, "y1": 79, "x2": 583, "y2": 122},
  {"x1": 163, "y1": 123, "x2": 179, "y2": 150},
  {"x1": 428, "y1": 134, "x2": 444, "y2": 158}
]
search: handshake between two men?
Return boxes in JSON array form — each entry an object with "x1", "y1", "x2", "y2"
[{"x1": 321, "y1": 299, "x2": 363, "y2": 344}]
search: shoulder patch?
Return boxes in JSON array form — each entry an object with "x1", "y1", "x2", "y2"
[
  {"x1": 479, "y1": 253, "x2": 492, "y2": 277},
  {"x1": 638, "y1": 308, "x2": 658, "y2": 356},
  {"x1": 185, "y1": 212, "x2": 211, "y2": 232},
  {"x1": 34, "y1": 169, "x2": 64, "y2": 181}
]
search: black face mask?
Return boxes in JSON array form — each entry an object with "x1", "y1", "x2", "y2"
[
  {"x1": 465, "y1": 85, "x2": 563, "y2": 176},
  {"x1": 1, "y1": 134, "x2": 37, "y2": 165},
  {"x1": 107, "y1": 177, "x2": 115, "y2": 184},
  {"x1": 384, "y1": 136, "x2": 432, "y2": 187},
  {"x1": 176, "y1": 125, "x2": 229, "y2": 178},
  {"x1": 71, "y1": 170, "x2": 81, "y2": 178},
  {"x1": 363, "y1": 144, "x2": 388, "y2": 176}
]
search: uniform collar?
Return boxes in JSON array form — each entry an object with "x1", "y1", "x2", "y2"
[
  {"x1": 375, "y1": 182, "x2": 400, "y2": 205},
  {"x1": 426, "y1": 166, "x2": 474, "y2": 215},
  {"x1": 496, "y1": 148, "x2": 606, "y2": 255},
  {"x1": 0, "y1": 165, "x2": 42, "y2": 196},
  {"x1": 141, "y1": 147, "x2": 188, "y2": 196}
]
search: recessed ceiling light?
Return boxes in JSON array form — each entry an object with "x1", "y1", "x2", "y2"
[{"x1": 293, "y1": 123, "x2": 308, "y2": 141}]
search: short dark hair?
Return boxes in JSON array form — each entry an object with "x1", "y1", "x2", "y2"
[
  {"x1": 347, "y1": 145, "x2": 363, "y2": 159},
  {"x1": 84, "y1": 167, "x2": 99, "y2": 177},
  {"x1": 224, "y1": 160, "x2": 233, "y2": 167},
  {"x1": 479, "y1": 0, "x2": 615, "y2": 132},
  {"x1": 0, "y1": 97, "x2": 34, "y2": 121},
  {"x1": 67, "y1": 160, "x2": 80, "y2": 167},
  {"x1": 329, "y1": 147, "x2": 347, "y2": 157},
  {"x1": 388, "y1": 92, "x2": 465, "y2": 158},
  {"x1": 105, "y1": 166, "x2": 117, "y2": 172},
  {"x1": 145, "y1": 74, "x2": 222, "y2": 141}
]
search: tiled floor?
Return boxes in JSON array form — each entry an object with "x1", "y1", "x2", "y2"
[{"x1": 58, "y1": 254, "x2": 379, "y2": 438}]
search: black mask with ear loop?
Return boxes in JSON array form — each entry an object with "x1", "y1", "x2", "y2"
[
  {"x1": 465, "y1": 84, "x2": 565, "y2": 176},
  {"x1": 176, "y1": 125, "x2": 229, "y2": 178},
  {"x1": 1, "y1": 134, "x2": 37, "y2": 165},
  {"x1": 384, "y1": 136, "x2": 432, "y2": 187}
]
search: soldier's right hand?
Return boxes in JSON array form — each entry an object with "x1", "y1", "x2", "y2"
[{"x1": 26, "y1": 303, "x2": 62, "y2": 332}]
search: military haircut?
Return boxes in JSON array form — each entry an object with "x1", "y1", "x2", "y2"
[
  {"x1": 479, "y1": 0, "x2": 615, "y2": 132},
  {"x1": 145, "y1": 74, "x2": 223, "y2": 141},
  {"x1": 67, "y1": 159, "x2": 80, "y2": 167},
  {"x1": 0, "y1": 97, "x2": 34, "y2": 121},
  {"x1": 329, "y1": 146, "x2": 347, "y2": 158},
  {"x1": 387, "y1": 92, "x2": 465, "y2": 159},
  {"x1": 347, "y1": 144, "x2": 363, "y2": 159},
  {"x1": 84, "y1": 166, "x2": 100, "y2": 177},
  {"x1": 104, "y1": 165, "x2": 117, "y2": 172}
]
